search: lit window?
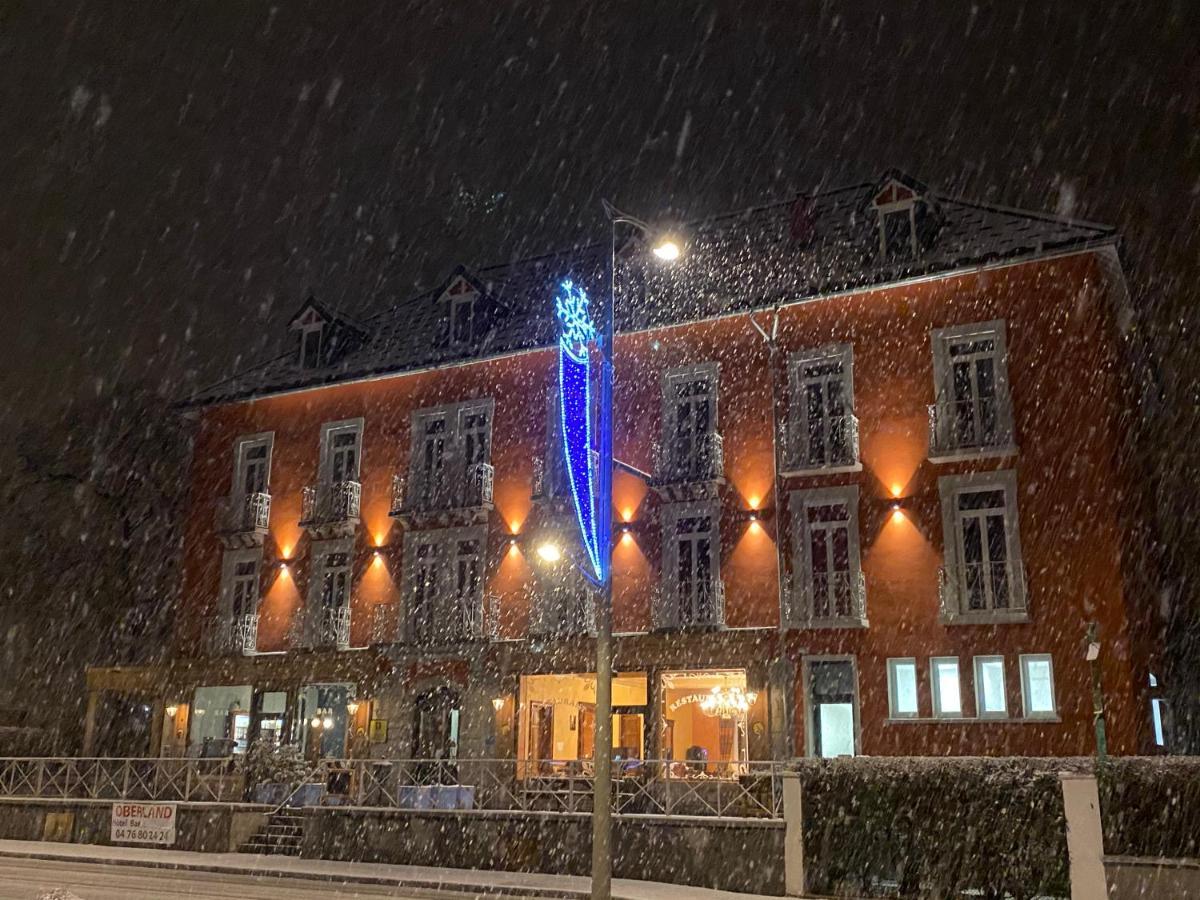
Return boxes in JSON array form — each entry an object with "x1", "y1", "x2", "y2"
[
  {"x1": 887, "y1": 659, "x2": 919, "y2": 719},
  {"x1": 1020, "y1": 654, "x2": 1057, "y2": 718},
  {"x1": 974, "y1": 656, "x2": 1007, "y2": 717},
  {"x1": 931, "y1": 657, "x2": 962, "y2": 717}
]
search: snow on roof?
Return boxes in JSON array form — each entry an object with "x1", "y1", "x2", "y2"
[{"x1": 185, "y1": 173, "x2": 1115, "y2": 407}]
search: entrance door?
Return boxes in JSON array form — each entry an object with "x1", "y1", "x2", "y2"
[
  {"x1": 807, "y1": 659, "x2": 857, "y2": 758},
  {"x1": 612, "y1": 704, "x2": 646, "y2": 765},
  {"x1": 529, "y1": 702, "x2": 554, "y2": 772},
  {"x1": 413, "y1": 686, "x2": 461, "y2": 761},
  {"x1": 577, "y1": 703, "x2": 596, "y2": 760}
]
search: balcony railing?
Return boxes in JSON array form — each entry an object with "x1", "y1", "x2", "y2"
[
  {"x1": 214, "y1": 492, "x2": 271, "y2": 537},
  {"x1": 300, "y1": 480, "x2": 361, "y2": 527},
  {"x1": 208, "y1": 613, "x2": 259, "y2": 656},
  {"x1": 783, "y1": 415, "x2": 860, "y2": 471},
  {"x1": 654, "y1": 431, "x2": 724, "y2": 485},
  {"x1": 407, "y1": 593, "x2": 486, "y2": 646},
  {"x1": 939, "y1": 559, "x2": 1028, "y2": 622},
  {"x1": 391, "y1": 462, "x2": 495, "y2": 518},
  {"x1": 318, "y1": 605, "x2": 352, "y2": 650},
  {"x1": 652, "y1": 579, "x2": 725, "y2": 630},
  {"x1": 783, "y1": 570, "x2": 867, "y2": 627},
  {"x1": 530, "y1": 585, "x2": 597, "y2": 637},
  {"x1": 928, "y1": 396, "x2": 1014, "y2": 457}
]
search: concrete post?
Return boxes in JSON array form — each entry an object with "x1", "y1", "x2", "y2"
[
  {"x1": 782, "y1": 771, "x2": 806, "y2": 897},
  {"x1": 81, "y1": 690, "x2": 101, "y2": 756},
  {"x1": 1059, "y1": 772, "x2": 1108, "y2": 900}
]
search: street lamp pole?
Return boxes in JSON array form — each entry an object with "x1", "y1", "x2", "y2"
[{"x1": 590, "y1": 213, "x2": 618, "y2": 900}]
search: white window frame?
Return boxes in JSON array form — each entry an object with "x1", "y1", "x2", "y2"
[
  {"x1": 931, "y1": 656, "x2": 963, "y2": 718},
  {"x1": 973, "y1": 655, "x2": 1009, "y2": 718},
  {"x1": 231, "y1": 432, "x2": 274, "y2": 497},
  {"x1": 875, "y1": 198, "x2": 919, "y2": 260},
  {"x1": 298, "y1": 321, "x2": 325, "y2": 368},
  {"x1": 790, "y1": 485, "x2": 866, "y2": 627},
  {"x1": 785, "y1": 344, "x2": 859, "y2": 474},
  {"x1": 886, "y1": 658, "x2": 920, "y2": 720},
  {"x1": 449, "y1": 294, "x2": 476, "y2": 346},
  {"x1": 219, "y1": 547, "x2": 263, "y2": 619},
  {"x1": 658, "y1": 500, "x2": 723, "y2": 629},
  {"x1": 319, "y1": 418, "x2": 364, "y2": 485},
  {"x1": 938, "y1": 470, "x2": 1028, "y2": 624},
  {"x1": 930, "y1": 320, "x2": 1016, "y2": 460},
  {"x1": 401, "y1": 525, "x2": 488, "y2": 644},
  {"x1": 802, "y1": 655, "x2": 860, "y2": 758},
  {"x1": 303, "y1": 537, "x2": 354, "y2": 648},
  {"x1": 1019, "y1": 654, "x2": 1058, "y2": 719},
  {"x1": 660, "y1": 362, "x2": 720, "y2": 477},
  {"x1": 408, "y1": 399, "x2": 495, "y2": 507}
]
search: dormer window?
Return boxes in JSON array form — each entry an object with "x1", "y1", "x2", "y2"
[
  {"x1": 871, "y1": 178, "x2": 922, "y2": 261},
  {"x1": 291, "y1": 304, "x2": 328, "y2": 369},
  {"x1": 443, "y1": 276, "x2": 478, "y2": 347}
]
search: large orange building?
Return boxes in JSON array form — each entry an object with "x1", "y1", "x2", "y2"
[{"x1": 86, "y1": 171, "x2": 1159, "y2": 768}]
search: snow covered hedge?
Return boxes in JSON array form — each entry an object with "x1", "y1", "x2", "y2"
[
  {"x1": 1098, "y1": 756, "x2": 1200, "y2": 860},
  {"x1": 794, "y1": 757, "x2": 1071, "y2": 899}
]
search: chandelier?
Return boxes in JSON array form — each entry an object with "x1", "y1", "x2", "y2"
[{"x1": 699, "y1": 686, "x2": 758, "y2": 718}]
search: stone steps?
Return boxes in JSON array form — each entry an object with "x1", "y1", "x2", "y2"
[{"x1": 239, "y1": 812, "x2": 304, "y2": 857}]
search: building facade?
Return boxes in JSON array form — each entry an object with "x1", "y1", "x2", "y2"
[{"x1": 85, "y1": 171, "x2": 1159, "y2": 769}]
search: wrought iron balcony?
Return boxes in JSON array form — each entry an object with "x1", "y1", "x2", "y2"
[
  {"x1": 928, "y1": 397, "x2": 1015, "y2": 458},
  {"x1": 214, "y1": 492, "x2": 271, "y2": 547},
  {"x1": 652, "y1": 579, "x2": 725, "y2": 631},
  {"x1": 390, "y1": 462, "x2": 494, "y2": 524},
  {"x1": 782, "y1": 415, "x2": 860, "y2": 472},
  {"x1": 651, "y1": 432, "x2": 724, "y2": 501},
  {"x1": 407, "y1": 593, "x2": 486, "y2": 646},
  {"x1": 783, "y1": 570, "x2": 867, "y2": 628},
  {"x1": 317, "y1": 605, "x2": 352, "y2": 651},
  {"x1": 299, "y1": 480, "x2": 361, "y2": 537},
  {"x1": 207, "y1": 613, "x2": 259, "y2": 656},
  {"x1": 529, "y1": 584, "x2": 597, "y2": 638},
  {"x1": 939, "y1": 559, "x2": 1028, "y2": 623}
]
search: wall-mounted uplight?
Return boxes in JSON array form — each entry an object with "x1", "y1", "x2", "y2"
[
  {"x1": 536, "y1": 542, "x2": 562, "y2": 564},
  {"x1": 891, "y1": 503, "x2": 905, "y2": 523}
]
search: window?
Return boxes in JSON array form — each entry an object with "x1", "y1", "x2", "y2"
[
  {"x1": 974, "y1": 656, "x2": 1008, "y2": 717},
  {"x1": 317, "y1": 419, "x2": 363, "y2": 486},
  {"x1": 938, "y1": 471, "x2": 1027, "y2": 622},
  {"x1": 805, "y1": 658, "x2": 857, "y2": 758},
  {"x1": 220, "y1": 549, "x2": 261, "y2": 619},
  {"x1": 319, "y1": 551, "x2": 351, "y2": 613},
  {"x1": 407, "y1": 401, "x2": 494, "y2": 511},
  {"x1": 450, "y1": 295, "x2": 475, "y2": 345},
  {"x1": 660, "y1": 364, "x2": 720, "y2": 481},
  {"x1": 881, "y1": 207, "x2": 916, "y2": 260},
  {"x1": 234, "y1": 435, "x2": 272, "y2": 496},
  {"x1": 787, "y1": 345, "x2": 857, "y2": 471},
  {"x1": 402, "y1": 527, "x2": 487, "y2": 645},
  {"x1": 1020, "y1": 654, "x2": 1057, "y2": 718},
  {"x1": 304, "y1": 540, "x2": 353, "y2": 649},
  {"x1": 887, "y1": 659, "x2": 919, "y2": 719},
  {"x1": 658, "y1": 502, "x2": 722, "y2": 629},
  {"x1": 930, "y1": 321, "x2": 1014, "y2": 456},
  {"x1": 660, "y1": 670, "x2": 753, "y2": 777},
  {"x1": 791, "y1": 486, "x2": 866, "y2": 625},
  {"x1": 931, "y1": 657, "x2": 962, "y2": 717}
]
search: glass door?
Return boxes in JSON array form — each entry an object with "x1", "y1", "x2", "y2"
[{"x1": 807, "y1": 659, "x2": 857, "y2": 758}]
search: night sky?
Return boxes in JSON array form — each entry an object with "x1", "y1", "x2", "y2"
[{"x1": 1, "y1": 1, "x2": 1197, "y2": 425}]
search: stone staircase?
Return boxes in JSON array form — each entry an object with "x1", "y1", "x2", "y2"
[{"x1": 239, "y1": 810, "x2": 305, "y2": 856}]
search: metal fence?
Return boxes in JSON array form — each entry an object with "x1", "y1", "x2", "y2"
[
  {"x1": 0, "y1": 757, "x2": 242, "y2": 803},
  {"x1": 0, "y1": 756, "x2": 783, "y2": 818}
]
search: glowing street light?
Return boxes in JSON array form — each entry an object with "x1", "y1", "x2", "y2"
[
  {"x1": 651, "y1": 237, "x2": 682, "y2": 261},
  {"x1": 536, "y1": 542, "x2": 563, "y2": 564}
]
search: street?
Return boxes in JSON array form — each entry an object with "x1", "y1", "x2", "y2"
[{"x1": 0, "y1": 857, "x2": 497, "y2": 900}]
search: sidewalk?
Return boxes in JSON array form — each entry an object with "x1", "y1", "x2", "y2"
[{"x1": 0, "y1": 839, "x2": 789, "y2": 900}]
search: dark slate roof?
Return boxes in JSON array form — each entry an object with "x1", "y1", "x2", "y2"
[{"x1": 186, "y1": 172, "x2": 1115, "y2": 407}]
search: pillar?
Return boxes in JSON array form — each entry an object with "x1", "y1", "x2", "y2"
[
  {"x1": 769, "y1": 656, "x2": 797, "y2": 760},
  {"x1": 782, "y1": 771, "x2": 806, "y2": 896},
  {"x1": 81, "y1": 690, "x2": 101, "y2": 757},
  {"x1": 1059, "y1": 773, "x2": 1108, "y2": 900}
]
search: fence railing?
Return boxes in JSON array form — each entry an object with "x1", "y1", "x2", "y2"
[
  {"x1": 652, "y1": 579, "x2": 726, "y2": 630},
  {"x1": 300, "y1": 480, "x2": 362, "y2": 526},
  {"x1": 208, "y1": 613, "x2": 259, "y2": 656},
  {"x1": 214, "y1": 491, "x2": 272, "y2": 535},
  {"x1": 783, "y1": 570, "x2": 867, "y2": 627},
  {"x1": 928, "y1": 396, "x2": 1014, "y2": 456},
  {"x1": 653, "y1": 431, "x2": 725, "y2": 484},
  {"x1": 392, "y1": 462, "x2": 495, "y2": 518},
  {"x1": 783, "y1": 414, "x2": 860, "y2": 471},
  {"x1": 939, "y1": 559, "x2": 1028, "y2": 621},
  {"x1": 0, "y1": 756, "x2": 783, "y2": 818},
  {"x1": 0, "y1": 757, "x2": 242, "y2": 803},
  {"x1": 313, "y1": 757, "x2": 783, "y2": 818}
]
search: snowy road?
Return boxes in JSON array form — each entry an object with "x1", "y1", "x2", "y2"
[{"x1": 0, "y1": 857, "x2": 491, "y2": 900}]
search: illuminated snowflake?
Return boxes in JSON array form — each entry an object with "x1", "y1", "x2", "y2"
[{"x1": 555, "y1": 279, "x2": 597, "y2": 355}]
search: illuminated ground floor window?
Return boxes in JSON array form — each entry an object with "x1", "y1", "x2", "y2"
[
  {"x1": 660, "y1": 669, "x2": 753, "y2": 778},
  {"x1": 518, "y1": 672, "x2": 647, "y2": 775},
  {"x1": 190, "y1": 684, "x2": 252, "y2": 756}
]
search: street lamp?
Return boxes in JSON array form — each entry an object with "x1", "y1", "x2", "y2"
[{"x1": 589, "y1": 200, "x2": 682, "y2": 900}]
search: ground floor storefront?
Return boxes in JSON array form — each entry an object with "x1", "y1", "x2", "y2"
[{"x1": 83, "y1": 625, "x2": 1119, "y2": 764}]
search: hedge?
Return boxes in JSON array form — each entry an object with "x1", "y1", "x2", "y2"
[
  {"x1": 794, "y1": 757, "x2": 1072, "y2": 899},
  {"x1": 1097, "y1": 756, "x2": 1200, "y2": 860}
]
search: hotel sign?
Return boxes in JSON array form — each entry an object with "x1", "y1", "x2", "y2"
[{"x1": 111, "y1": 802, "x2": 177, "y2": 845}]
